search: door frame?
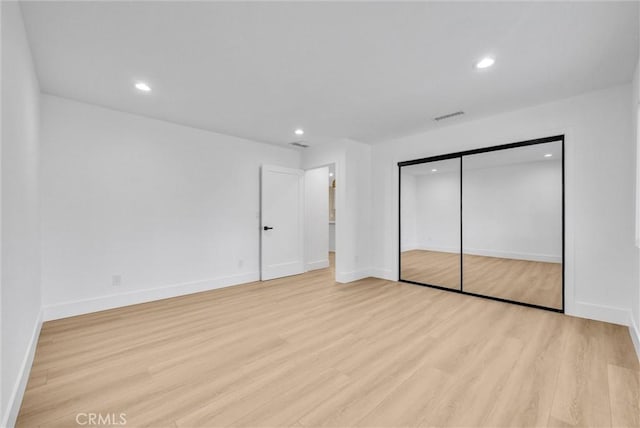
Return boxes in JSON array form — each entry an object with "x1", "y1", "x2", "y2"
[
  {"x1": 304, "y1": 161, "x2": 341, "y2": 281},
  {"x1": 303, "y1": 166, "x2": 330, "y2": 272}
]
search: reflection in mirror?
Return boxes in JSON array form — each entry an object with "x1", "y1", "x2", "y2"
[
  {"x1": 400, "y1": 159, "x2": 461, "y2": 289},
  {"x1": 462, "y1": 141, "x2": 563, "y2": 309}
]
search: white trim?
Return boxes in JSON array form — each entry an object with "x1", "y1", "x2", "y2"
[
  {"x1": 570, "y1": 301, "x2": 630, "y2": 326},
  {"x1": 305, "y1": 259, "x2": 329, "y2": 271},
  {"x1": 336, "y1": 269, "x2": 371, "y2": 283},
  {"x1": 370, "y1": 268, "x2": 394, "y2": 281},
  {"x1": 629, "y1": 313, "x2": 640, "y2": 362},
  {"x1": 260, "y1": 260, "x2": 305, "y2": 281},
  {"x1": 562, "y1": 127, "x2": 576, "y2": 316},
  {"x1": 2, "y1": 310, "x2": 43, "y2": 428},
  {"x1": 43, "y1": 272, "x2": 259, "y2": 321}
]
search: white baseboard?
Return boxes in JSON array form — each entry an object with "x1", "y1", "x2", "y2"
[
  {"x1": 306, "y1": 259, "x2": 329, "y2": 271},
  {"x1": 570, "y1": 301, "x2": 630, "y2": 326},
  {"x1": 369, "y1": 268, "x2": 395, "y2": 281},
  {"x1": 43, "y1": 271, "x2": 259, "y2": 321},
  {"x1": 629, "y1": 313, "x2": 640, "y2": 362},
  {"x1": 2, "y1": 310, "x2": 43, "y2": 428},
  {"x1": 336, "y1": 269, "x2": 371, "y2": 283}
]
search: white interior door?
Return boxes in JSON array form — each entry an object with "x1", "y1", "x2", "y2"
[
  {"x1": 304, "y1": 167, "x2": 329, "y2": 271},
  {"x1": 261, "y1": 165, "x2": 305, "y2": 280}
]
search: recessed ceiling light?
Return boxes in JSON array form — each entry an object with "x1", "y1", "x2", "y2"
[
  {"x1": 135, "y1": 82, "x2": 151, "y2": 92},
  {"x1": 544, "y1": 153, "x2": 553, "y2": 158},
  {"x1": 431, "y1": 168, "x2": 438, "y2": 172},
  {"x1": 329, "y1": 172, "x2": 334, "y2": 177},
  {"x1": 475, "y1": 57, "x2": 495, "y2": 69},
  {"x1": 294, "y1": 128, "x2": 304, "y2": 136}
]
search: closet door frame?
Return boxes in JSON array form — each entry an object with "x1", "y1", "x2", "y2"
[{"x1": 398, "y1": 134, "x2": 565, "y2": 313}]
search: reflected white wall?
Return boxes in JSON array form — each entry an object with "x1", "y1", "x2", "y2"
[
  {"x1": 463, "y1": 160, "x2": 562, "y2": 262},
  {"x1": 400, "y1": 173, "x2": 417, "y2": 251},
  {"x1": 401, "y1": 158, "x2": 562, "y2": 262},
  {"x1": 415, "y1": 170, "x2": 460, "y2": 254}
]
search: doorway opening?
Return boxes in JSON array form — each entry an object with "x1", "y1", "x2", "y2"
[{"x1": 304, "y1": 163, "x2": 337, "y2": 280}]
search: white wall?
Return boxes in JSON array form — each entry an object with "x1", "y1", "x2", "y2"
[
  {"x1": 632, "y1": 54, "x2": 640, "y2": 356},
  {"x1": 1, "y1": 2, "x2": 42, "y2": 426},
  {"x1": 40, "y1": 95, "x2": 300, "y2": 320},
  {"x1": 301, "y1": 139, "x2": 372, "y2": 282},
  {"x1": 304, "y1": 167, "x2": 329, "y2": 271},
  {"x1": 372, "y1": 84, "x2": 637, "y2": 326}
]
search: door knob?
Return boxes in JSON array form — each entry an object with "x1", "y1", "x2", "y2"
[{"x1": 263, "y1": 226, "x2": 274, "y2": 231}]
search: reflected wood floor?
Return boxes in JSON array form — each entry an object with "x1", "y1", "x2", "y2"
[
  {"x1": 401, "y1": 250, "x2": 461, "y2": 290},
  {"x1": 18, "y1": 259, "x2": 638, "y2": 427},
  {"x1": 401, "y1": 250, "x2": 562, "y2": 309}
]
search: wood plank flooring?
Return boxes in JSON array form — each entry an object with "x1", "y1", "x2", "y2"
[
  {"x1": 401, "y1": 250, "x2": 563, "y2": 309},
  {"x1": 17, "y1": 257, "x2": 638, "y2": 427}
]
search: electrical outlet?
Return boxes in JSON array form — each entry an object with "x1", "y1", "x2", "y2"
[
  {"x1": 238, "y1": 259, "x2": 244, "y2": 269},
  {"x1": 112, "y1": 275, "x2": 122, "y2": 287}
]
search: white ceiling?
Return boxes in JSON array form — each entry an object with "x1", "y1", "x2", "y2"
[{"x1": 20, "y1": 1, "x2": 639, "y2": 147}]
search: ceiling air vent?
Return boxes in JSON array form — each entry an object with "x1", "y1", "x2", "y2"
[
  {"x1": 290, "y1": 141, "x2": 309, "y2": 148},
  {"x1": 434, "y1": 111, "x2": 464, "y2": 121}
]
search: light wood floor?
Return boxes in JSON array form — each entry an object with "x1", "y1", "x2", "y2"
[
  {"x1": 18, "y1": 257, "x2": 638, "y2": 427},
  {"x1": 401, "y1": 250, "x2": 562, "y2": 309}
]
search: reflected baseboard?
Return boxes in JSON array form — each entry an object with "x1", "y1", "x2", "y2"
[{"x1": 401, "y1": 245, "x2": 561, "y2": 263}]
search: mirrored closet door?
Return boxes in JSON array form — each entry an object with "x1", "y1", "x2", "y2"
[
  {"x1": 462, "y1": 141, "x2": 563, "y2": 309},
  {"x1": 398, "y1": 136, "x2": 564, "y2": 312},
  {"x1": 400, "y1": 158, "x2": 461, "y2": 290}
]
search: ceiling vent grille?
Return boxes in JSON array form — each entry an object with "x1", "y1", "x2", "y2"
[
  {"x1": 290, "y1": 141, "x2": 309, "y2": 148},
  {"x1": 434, "y1": 111, "x2": 464, "y2": 121}
]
